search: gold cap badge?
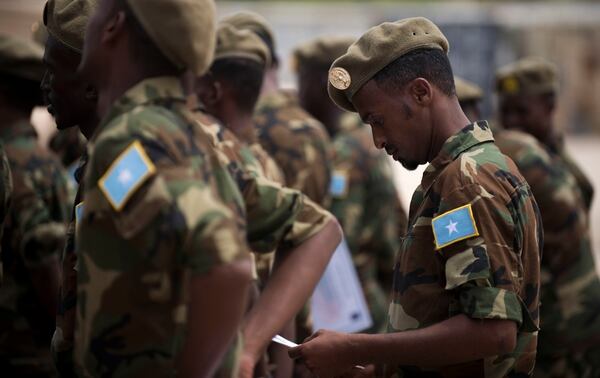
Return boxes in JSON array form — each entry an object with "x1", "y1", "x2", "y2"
[{"x1": 329, "y1": 67, "x2": 351, "y2": 90}]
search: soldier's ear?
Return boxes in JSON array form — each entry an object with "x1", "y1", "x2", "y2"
[{"x1": 409, "y1": 78, "x2": 432, "y2": 106}]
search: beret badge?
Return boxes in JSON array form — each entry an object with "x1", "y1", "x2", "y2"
[{"x1": 329, "y1": 67, "x2": 351, "y2": 90}]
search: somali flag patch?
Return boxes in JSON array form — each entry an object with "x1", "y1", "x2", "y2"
[
  {"x1": 432, "y1": 204, "x2": 479, "y2": 250},
  {"x1": 329, "y1": 170, "x2": 348, "y2": 198},
  {"x1": 98, "y1": 140, "x2": 156, "y2": 211}
]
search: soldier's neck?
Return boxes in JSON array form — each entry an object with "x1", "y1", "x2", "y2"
[
  {"x1": 260, "y1": 68, "x2": 280, "y2": 98},
  {"x1": 427, "y1": 98, "x2": 472, "y2": 162},
  {"x1": 226, "y1": 113, "x2": 256, "y2": 145}
]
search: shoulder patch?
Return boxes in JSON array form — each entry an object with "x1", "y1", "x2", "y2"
[
  {"x1": 329, "y1": 170, "x2": 348, "y2": 198},
  {"x1": 432, "y1": 204, "x2": 479, "y2": 250},
  {"x1": 98, "y1": 140, "x2": 156, "y2": 211}
]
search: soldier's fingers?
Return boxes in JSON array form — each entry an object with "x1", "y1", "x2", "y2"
[{"x1": 288, "y1": 345, "x2": 303, "y2": 359}]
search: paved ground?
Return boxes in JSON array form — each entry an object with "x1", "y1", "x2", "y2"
[{"x1": 392, "y1": 135, "x2": 600, "y2": 274}]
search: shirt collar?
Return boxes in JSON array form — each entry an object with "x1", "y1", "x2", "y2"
[
  {"x1": 95, "y1": 76, "x2": 186, "y2": 139},
  {"x1": 421, "y1": 120, "x2": 495, "y2": 193}
]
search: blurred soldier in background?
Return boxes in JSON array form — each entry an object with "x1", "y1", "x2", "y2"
[
  {"x1": 222, "y1": 11, "x2": 334, "y2": 208},
  {"x1": 490, "y1": 60, "x2": 600, "y2": 376},
  {"x1": 40, "y1": 0, "x2": 100, "y2": 375},
  {"x1": 292, "y1": 36, "x2": 407, "y2": 333},
  {"x1": 496, "y1": 57, "x2": 595, "y2": 210},
  {"x1": 193, "y1": 22, "x2": 341, "y2": 378},
  {"x1": 0, "y1": 33, "x2": 71, "y2": 377}
]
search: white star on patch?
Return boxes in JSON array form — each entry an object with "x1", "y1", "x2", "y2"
[
  {"x1": 118, "y1": 169, "x2": 133, "y2": 186},
  {"x1": 445, "y1": 220, "x2": 458, "y2": 235}
]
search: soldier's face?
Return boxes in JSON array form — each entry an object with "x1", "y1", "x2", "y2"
[
  {"x1": 353, "y1": 80, "x2": 429, "y2": 171},
  {"x1": 42, "y1": 35, "x2": 96, "y2": 130},
  {"x1": 499, "y1": 94, "x2": 553, "y2": 144}
]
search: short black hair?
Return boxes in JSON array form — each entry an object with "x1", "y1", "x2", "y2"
[
  {"x1": 0, "y1": 73, "x2": 43, "y2": 113},
  {"x1": 373, "y1": 48, "x2": 455, "y2": 97},
  {"x1": 210, "y1": 58, "x2": 265, "y2": 113}
]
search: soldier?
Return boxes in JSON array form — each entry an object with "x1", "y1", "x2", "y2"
[
  {"x1": 196, "y1": 23, "x2": 283, "y2": 297},
  {"x1": 463, "y1": 67, "x2": 600, "y2": 376},
  {"x1": 74, "y1": 0, "x2": 253, "y2": 375},
  {"x1": 0, "y1": 34, "x2": 71, "y2": 376},
  {"x1": 293, "y1": 36, "x2": 408, "y2": 333},
  {"x1": 496, "y1": 57, "x2": 595, "y2": 210},
  {"x1": 289, "y1": 17, "x2": 542, "y2": 377},
  {"x1": 40, "y1": 0, "x2": 100, "y2": 375},
  {"x1": 222, "y1": 11, "x2": 334, "y2": 207},
  {"x1": 190, "y1": 23, "x2": 342, "y2": 377}
]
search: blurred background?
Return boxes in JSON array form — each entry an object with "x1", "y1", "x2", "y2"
[{"x1": 1, "y1": 0, "x2": 599, "y2": 260}]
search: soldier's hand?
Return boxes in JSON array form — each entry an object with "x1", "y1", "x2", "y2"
[
  {"x1": 237, "y1": 351, "x2": 256, "y2": 378},
  {"x1": 288, "y1": 329, "x2": 358, "y2": 378}
]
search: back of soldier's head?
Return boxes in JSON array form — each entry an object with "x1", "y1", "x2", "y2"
[
  {"x1": 207, "y1": 23, "x2": 270, "y2": 114},
  {"x1": 0, "y1": 34, "x2": 45, "y2": 114}
]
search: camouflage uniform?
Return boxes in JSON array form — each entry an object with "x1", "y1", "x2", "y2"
[
  {"x1": 330, "y1": 113, "x2": 406, "y2": 333},
  {"x1": 254, "y1": 90, "x2": 333, "y2": 206},
  {"x1": 0, "y1": 120, "x2": 71, "y2": 376},
  {"x1": 495, "y1": 129, "x2": 600, "y2": 378},
  {"x1": 386, "y1": 122, "x2": 541, "y2": 377},
  {"x1": 51, "y1": 153, "x2": 87, "y2": 377},
  {"x1": 74, "y1": 77, "x2": 249, "y2": 377},
  {"x1": 547, "y1": 136, "x2": 594, "y2": 211},
  {"x1": 192, "y1": 110, "x2": 334, "y2": 377}
]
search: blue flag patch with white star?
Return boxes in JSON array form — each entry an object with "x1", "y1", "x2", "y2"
[
  {"x1": 432, "y1": 204, "x2": 479, "y2": 250},
  {"x1": 329, "y1": 170, "x2": 348, "y2": 198},
  {"x1": 98, "y1": 140, "x2": 156, "y2": 211}
]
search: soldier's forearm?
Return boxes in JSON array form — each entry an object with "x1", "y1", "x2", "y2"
[
  {"x1": 179, "y1": 258, "x2": 253, "y2": 378},
  {"x1": 242, "y1": 218, "x2": 342, "y2": 361},
  {"x1": 351, "y1": 314, "x2": 517, "y2": 368}
]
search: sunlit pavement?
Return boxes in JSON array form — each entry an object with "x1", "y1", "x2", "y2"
[{"x1": 392, "y1": 135, "x2": 600, "y2": 274}]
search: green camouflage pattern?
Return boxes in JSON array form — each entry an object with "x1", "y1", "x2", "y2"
[
  {"x1": 193, "y1": 111, "x2": 333, "y2": 255},
  {"x1": 191, "y1": 111, "x2": 333, "y2": 377},
  {"x1": 495, "y1": 129, "x2": 600, "y2": 378},
  {"x1": 330, "y1": 114, "x2": 407, "y2": 333},
  {"x1": 254, "y1": 90, "x2": 333, "y2": 206},
  {"x1": 386, "y1": 121, "x2": 541, "y2": 377},
  {"x1": 52, "y1": 153, "x2": 87, "y2": 377},
  {"x1": 0, "y1": 120, "x2": 70, "y2": 376},
  {"x1": 74, "y1": 77, "x2": 250, "y2": 377},
  {"x1": 549, "y1": 137, "x2": 595, "y2": 212}
]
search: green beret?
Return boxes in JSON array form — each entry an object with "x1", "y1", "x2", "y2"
[
  {"x1": 495, "y1": 57, "x2": 558, "y2": 97},
  {"x1": 454, "y1": 76, "x2": 483, "y2": 103},
  {"x1": 43, "y1": 0, "x2": 96, "y2": 53},
  {"x1": 0, "y1": 34, "x2": 45, "y2": 82},
  {"x1": 126, "y1": 0, "x2": 216, "y2": 75},
  {"x1": 292, "y1": 36, "x2": 354, "y2": 72},
  {"x1": 220, "y1": 11, "x2": 276, "y2": 54},
  {"x1": 214, "y1": 23, "x2": 271, "y2": 67},
  {"x1": 328, "y1": 17, "x2": 449, "y2": 112}
]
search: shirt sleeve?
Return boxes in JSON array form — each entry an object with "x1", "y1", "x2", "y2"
[
  {"x1": 82, "y1": 127, "x2": 249, "y2": 276},
  {"x1": 436, "y1": 181, "x2": 538, "y2": 332}
]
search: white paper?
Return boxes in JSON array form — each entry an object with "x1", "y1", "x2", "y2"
[
  {"x1": 271, "y1": 334, "x2": 298, "y2": 348},
  {"x1": 310, "y1": 238, "x2": 373, "y2": 333}
]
